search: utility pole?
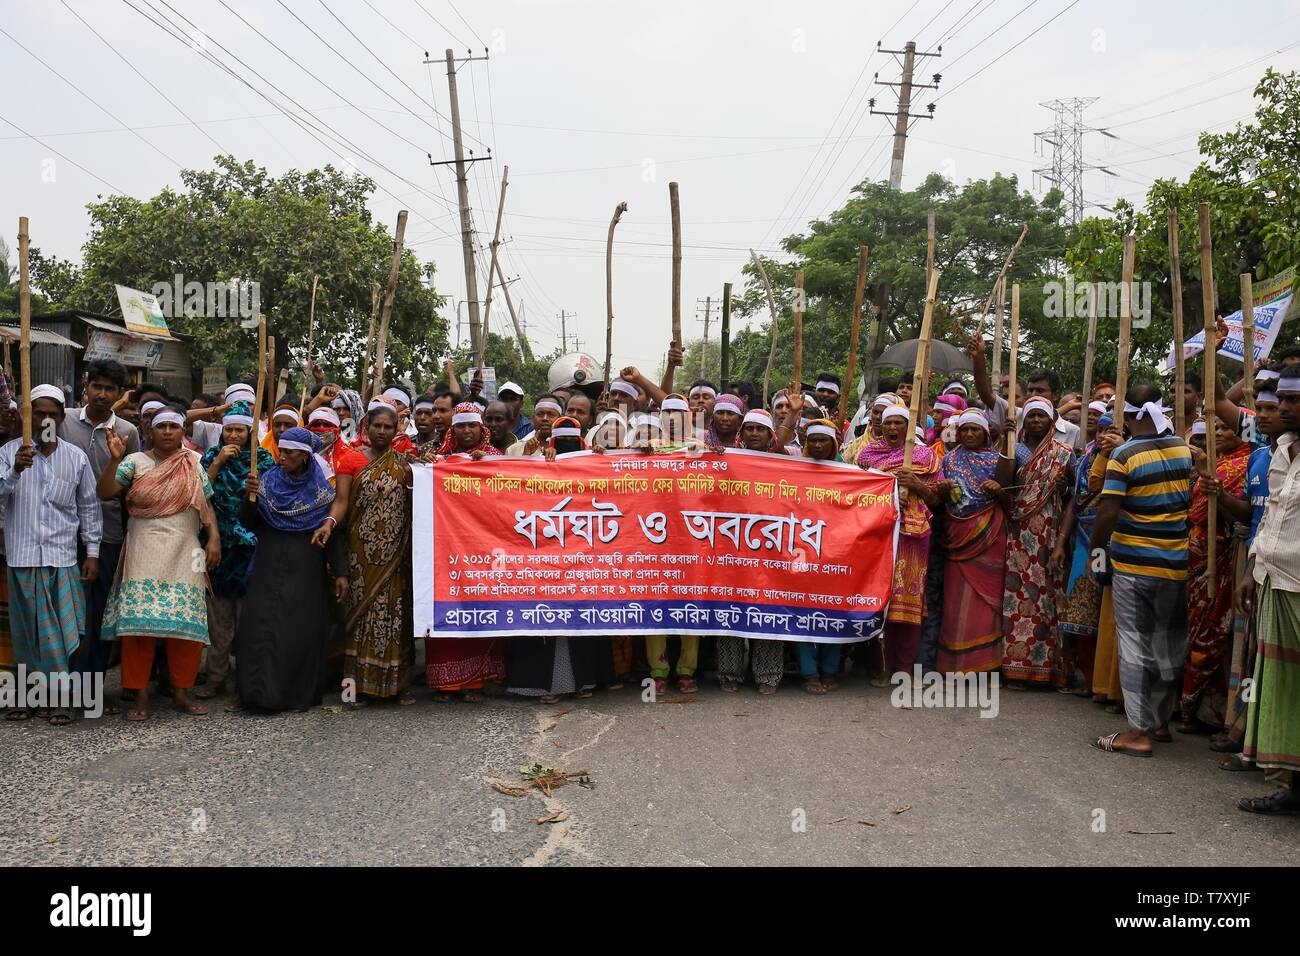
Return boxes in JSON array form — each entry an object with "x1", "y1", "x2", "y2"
[
  {"x1": 720, "y1": 283, "x2": 732, "y2": 386},
  {"x1": 863, "y1": 39, "x2": 941, "y2": 394},
  {"x1": 695, "y1": 295, "x2": 712, "y2": 378},
  {"x1": 426, "y1": 48, "x2": 490, "y2": 361},
  {"x1": 559, "y1": 310, "x2": 569, "y2": 352},
  {"x1": 492, "y1": 259, "x2": 531, "y2": 360},
  {"x1": 1033, "y1": 97, "x2": 1118, "y2": 224}
]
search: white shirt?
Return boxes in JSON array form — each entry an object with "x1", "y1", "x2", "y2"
[
  {"x1": 1250, "y1": 432, "x2": 1300, "y2": 592},
  {"x1": 0, "y1": 437, "x2": 102, "y2": 567}
]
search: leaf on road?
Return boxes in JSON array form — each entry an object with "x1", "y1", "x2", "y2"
[
  {"x1": 531, "y1": 810, "x2": 569, "y2": 825},
  {"x1": 858, "y1": 820, "x2": 878, "y2": 827},
  {"x1": 891, "y1": 805, "x2": 912, "y2": 815}
]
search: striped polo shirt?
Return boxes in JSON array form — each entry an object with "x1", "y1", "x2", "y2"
[{"x1": 1101, "y1": 434, "x2": 1193, "y2": 579}]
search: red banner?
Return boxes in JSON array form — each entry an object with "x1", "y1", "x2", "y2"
[{"x1": 412, "y1": 449, "x2": 899, "y2": 643}]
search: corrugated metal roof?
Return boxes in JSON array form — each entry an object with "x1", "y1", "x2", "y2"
[
  {"x1": 78, "y1": 315, "x2": 173, "y2": 342},
  {"x1": 0, "y1": 325, "x2": 84, "y2": 349}
]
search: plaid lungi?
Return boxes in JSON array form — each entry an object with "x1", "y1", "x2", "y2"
[
  {"x1": 1113, "y1": 571, "x2": 1188, "y2": 734},
  {"x1": 1243, "y1": 577, "x2": 1300, "y2": 773},
  {"x1": 7, "y1": 566, "x2": 85, "y2": 672},
  {"x1": 0, "y1": 561, "x2": 12, "y2": 669}
]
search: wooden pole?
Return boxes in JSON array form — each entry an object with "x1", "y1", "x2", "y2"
[
  {"x1": 925, "y1": 212, "x2": 936, "y2": 287},
  {"x1": 991, "y1": 275, "x2": 1006, "y2": 381},
  {"x1": 752, "y1": 249, "x2": 781, "y2": 405},
  {"x1": 372, "y1": 210, "x2": 409, "y2": 399},
  {"x1": 719, "y1": 282, "x2": 733, "y2": 386},
  {"x1": 977, "y1": 224, "x2": 1030, "y2": 335},
  {"x1": 1167, "y1": 208, "x2": 1188, "y2": 438},
  {"x1": 249, "y1": 314, "x2": 267, "y2": 501},
  {"x1": 267, "y1": 335, "x2": 277, "y2": 410},
  {"x1": 361, "y1": 281, "x2": 380, "y2": 398},
  {"x1": 299, "y1": 273, "x2": 318, "y2": 417},
  {"x1": 1240, "y1": 273, "x2": 1256, "y2": 413},
  {"x1": 904, "y1": 269, "x2": 942, "y2": 473},
  {"x1": 1005, "y1": 283, "x2": 1020, "y2": 457},
  {"x1": 669, "y1": 182, "x2": 682, "y2": 349},
  {"x1": 839, "y1": 245, "x2": 870, "y2": 426},
  {"x1": 791, "y1": 271, "x2": 804, "y2": 400},
  {"x1": 604, "y1": 200, "x2": 629, "y2": 400},
  {"x1": 1114, "y1": 235, "x2": 1136, "y2": 439},
  {"x1": 1198, "y1": 203, "x2": 1218, "y2": 596},
  {"x1": 1077, "y1": 280, "x2": 1098, "y2": 453},
  {"x1": 17, "y1": 217, "x2": 32, "y2": 447},
  {"x1": 481, "y1": 166, "x2": 509, "y2": 374}
]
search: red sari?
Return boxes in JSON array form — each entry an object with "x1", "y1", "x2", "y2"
[
  {"x1": 1180, "y1": 440, "x2": 1251, "y2": 727},
  {"x1": 1001, "y1": 437, "x2": 1073, "y2": 683}
]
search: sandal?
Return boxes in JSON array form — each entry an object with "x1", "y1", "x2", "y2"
[
  {"x1": 606, "y1": 681, "x2": 625, "y2": 691},
  {"x1": 193, "y1": 683, "x2": 224, "y2": 700},
  {"x1": 803, "y1": 678, "x2": 827, "y2": 695},
  {"x1": 1220, "y1": 753, "x2": 1258, "y2": 772},
  {"x1": 822, "y1": 676, "x2": 840, "y2": 691},
  {"x1": 718, "y1": 678, "x2": 739, "y2": 693},
  {"x1": 1208, "y1": 734, "x2": 1238, "y2": 753},
  {"x1": 398, "y1": 693, "x2": 418, "y2": 706},
  {"x1": 126, "y1": 704, "x2": 150, "y2": 722},
  {"x1": 1174, "y1": 718, "x2": 1213, "y2": 735},
  {"x1": 757, "y1": 682, "x2": 778, "y2": 695},
  {"x1": 677, "y1": 676, "x2": 698, "y2": 694},
  {"x1": 1091, "y1": 731, "x2": 1153, "y2": 758},
  {"x1": 1237, "y1": 791, "x2": 1300, "y2": 815},
  {"x1": 462, "y1": 691, "x2": 483, "y2": 703},
  {"x1": 4, "y1": 709, "x2": 33, "y2": 721},
  {"x1": 539, "y1": 694, "x2": 561, "y2": 705},
  {"x1": 575, "y1": 688, "x2": 593, "y2": 699},
  {"x1": 652, "y1": 678, "x2": 667, "y2": 697},
  {"x1": 48, "y1": 709, "x2": 73, "y2": 727},
  {"x1": 175, "y1": 700, "x2": 209, "y2": 716}
]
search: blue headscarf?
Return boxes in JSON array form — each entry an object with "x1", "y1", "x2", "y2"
[{"x1": 255, "y1": 427, "x2": 336, "y2": 532}]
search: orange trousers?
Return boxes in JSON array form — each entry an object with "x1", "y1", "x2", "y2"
[{"x1": 120, "y1": 635, "x2": 203, "y2": 690}]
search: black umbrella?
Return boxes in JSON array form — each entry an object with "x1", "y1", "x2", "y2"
[{"x1": 870, "y1": 338, "x2": 972, "y2": 376}]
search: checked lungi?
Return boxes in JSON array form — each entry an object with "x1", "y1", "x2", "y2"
[
  {"x1": 1113, "y1": 570, "x2": 1188, "y2": 734},
  {"x1": 7, "y1": 566, "x2": 85, "y2": 673}
]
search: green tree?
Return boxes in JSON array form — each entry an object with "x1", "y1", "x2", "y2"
[
  {"x1": 29, "y1": 156, "x2": 448, "y2": 389},
  {"x1": 446, "y1": 332, "x2": 562, "y2": 411}
]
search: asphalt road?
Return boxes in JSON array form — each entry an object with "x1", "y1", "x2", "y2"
[{"x1": 3, "y1": 671, "x2": 1296, "y2": 866}]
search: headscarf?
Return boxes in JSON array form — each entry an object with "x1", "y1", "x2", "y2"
[
  {"x1": 335, "y1": 388, "x2": 364, "y2": 426},
  {"x1": 928, "y1": 393, "x2": 968, "y2": 443},
  {"x1": 256, "y1": 427, "x2": 337, "y2": 532},
  {"x1": 308, "y1": 406, "x2": 367, "y2": 482},
  {"x1": 801, "y1": 418, "x2": 842, "y2": 461},
  {"x1": 942, "y1": 424, "x2": 1000, "y2": 518},
  {"x1": 434, "y1": 401, "x2": 502, "y2": 457},
  {"x1": 261, "y1": 404, "x2": 302, "y2": 458},
  {"x1": 200, "y1": 406, "x2": 275, "y2": 593},
  {"x1": 704, "y1": 393, "x2": 745, "y2": 452},
  {"x1": 857, "y1": 434, "x2": 940, "y2": 534},
  {"x1": 549, "y1": 416, "x2": 587, "y2": 450}
]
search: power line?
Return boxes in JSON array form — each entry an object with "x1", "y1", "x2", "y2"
[
  {"x1": 933, "y1": 0, "x2": 1081, "y2": 104},
  {"x1": 0, "y1": 111, "x2": 125, "y2": 194},
  {"x1": 410, "y1": 0, "x2": 469, "y2": 49},
  {"x1": 447, "y1": 0, "x2": 487, "y2": 48}
]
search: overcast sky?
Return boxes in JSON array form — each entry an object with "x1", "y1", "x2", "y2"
[{"x1": 3, "y1": 0, "x2": 1298, "y2": 376}]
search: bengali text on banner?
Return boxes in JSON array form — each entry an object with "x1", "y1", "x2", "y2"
[{"x1": 412, "y1": 449, "x2": 900, "y2": 644}]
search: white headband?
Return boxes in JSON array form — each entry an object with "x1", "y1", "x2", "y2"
[
  {"x1": 742, "y1": 410, "x2": 774, "y2": 429},
  {"x1": 661, "y1": 397, "x2": 689, "y2": 412},
  {"x1": 942, "y1": 382, "x2": 968, "y2": 396},
  {"x1": 1022, "y1": 398, "x2": 1056, "y2": 419},
  {"x1": 382, "y1": 387, "x2": 411, "y2": 407},
  {"x1": 609, "y1": 380, "x2": 639, "y2": 399},
  {"x1": 152, "y1": 411, "x2": 185, "y2": 427},
  {"x1": 1277, "y1": 374, "x2": 1300, "y2": 394},
  {"x1": 932, "y1": 401, "x2": 957, "y2": 416},
  {"x1": 689, "y1": 385, "x2": 717, "y2": 399},
  {"x1": 140, "y1": 400, "x2": 166, "y2": 416},
  {"x1": 309, "y1": 408, "x2": 340, "y2": 427},
  {"x1": 223, "y1": 414, "x2": 253, "y2": 427},
  {"x1": 533, "y1": 399, "x2": 563, "y2": 415},
  {"x1": 367, "y1": 398, "x2": 394, "y2": 414},
  {"x1": 873, "y1": 393, "x2": 898, "y2": 409},
  {"x1": 1256, "y1": 389, "x2": 1280, "y2": 405},
  {"x1": 881, "y1": 405, "x2": 911, "y2": 423},
  {"x1": 452, "y1": 411, "x2": 483, "y2": 426},
  {"x1": 413, "y1": 397, "x2": 436, "y2": 411},
  {"x1": 815, "y1": 380, "x2": 840, "y2": 394},
  {"x1": 331, "y1": 397, "x2": 348, "y2": 409},
  {"x1": 956, "y1": 410, "x2": 990, "y2": 433},
  {"x1": 1123, "y1": 400, "x2": 1173, "y2": 434},
  {"x1": 273, "y1": 408, "x2": 299, "y2": 423},
  {"x1": 1088, "y1": 401, "x2": 1108, "y2": 414},
  {"x1": 598, "y1": 410, "x2": 627, "y2": 425},
  {"x1": 805, "y1": 423, "x2": 837, "y2": 440},
  {"x1": 551, "y1": 426, "x2": 581, "y2": 439},
  {"x1": 278, "y1": 438, "x2": 313, "y2": 453},
  {"x1": 224, "y1": 384, "x2": 255, "y2": 401},
  {"x1": 802, "y1": 393, "x2": 818, "y2": 408},
  {"x1": 1189, "y1": 420, "x2": 1207, "y2": 436},
  {"x1": 1256, "y1": 369, "x2": 1281, "y2": 383}
]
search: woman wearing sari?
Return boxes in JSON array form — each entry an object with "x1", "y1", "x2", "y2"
[
  {"x1": 1086, "y1": 417, "x2": 1124, "y2": 710},
  {"x1": 1179, "y1": 413, "x2": 1252, "y2": 733},
  {"x1": 99, "y1": 406, "x2": 221, "y2": 721},
  {"x1": 857, "y1": 404, "x2": 942, "y2": 678},
  {"x1": 194, "y1": 402, "x2": 274, "y2": 699},
  {"x1": 344, "y1": 402, "x2": 416, "y2": 704},
  {"x1": 1002, "y1": 398, "x2": 1074, "y2": 686},
  {"x1": 1053, "y1": 401, "x2": 1109, "y2": 694},
  {"x1": 237, "y1": 427, "x2": 348, "y2": 711},
  {"x1": 424, "y1": 403, "x2": 505, "y2": 701},
  {"x1": 935, "y1": 410, "x2": 1011, "y2": 672}
]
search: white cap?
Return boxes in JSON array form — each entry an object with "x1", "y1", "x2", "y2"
[
  {"x1": 30, "y1": 384, "x2": 66, "y2": 406},
  {"x1": 498, "y1": 380, "x2": 524, "y2": 398}
]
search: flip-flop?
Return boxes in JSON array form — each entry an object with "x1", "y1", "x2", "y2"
[
  {"x1": 48, "y1": 710, "x2": 73, "y2": 726},
  {"x1": 1220, "y1": 753, "x2": 1258, "y2": 772},
  {"x1": 757, "y1": 683, "x2": 778, "y2": 695},
  {"x1": 1237, "y1": 791, "x2": 1300, "y2": 815},
  {"x1": 718, "y1": 679, "x2": 739, "y2": 693},
  {"x1": 802, "y1": 679, "x2": 828, "y2": 695},
  {"x1": 677, "y1": 677, "x2": 699, "y2": 694},
  {"x1": 1091, "y1": 731, "x2": 1153, "y2": 758},
  {"x1": 125, "y1": 706, "x2": 149, "y2": 722}
]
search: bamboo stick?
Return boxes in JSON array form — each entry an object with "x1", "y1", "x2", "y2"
[
  {"x1": 1241, "y1": 273, "x2": 1256, "y2": 413},
  {"x1": 1078, "y1": 280, "x2": 1098, "y2": 454},
  {"x1": 839, "y1": 245, "x2": 870, "y2": 426},
  {"x1": 372, "y1": 210, "x2": 409, "y2": 399},
  {"x1": 752, "y1": 249, "x2": 780, "y2": 405},
  {"x1": 669, "y1": 182, "x2": 682, "y2": 348},
  {"x1": 361, "y1": 282, "x2": 379, "y2": 398},
  {"x1": 604, "y1": 200, "x2": 629, "y2": 401},
  {"x1": 991, "y1": 275, "x2": 1006, "y2": 382},
  {"x1": 977, "y1": 223, "x2": 1029, "y2": 335},
  {"x1": 299, "y1": 273, "x2": 318, "y2": 417},
  {"x1": 17, "y1": 217, "x2": 31, "y2": 448},
  {"x1": 904, "y1": 269, "x2": 942, "y2": 482},
  {"x1": 791, "y1": 270, "x2": 804, "y2": 401},
  {"x1": 249, "y1": 314, "x2": 266, "y2": 501},
  {"x1": 1114, "y1": 235, "x2": 1136, "y2": 439},
  {"x1": 1198, "y1": 203, "x2": 1218, "y2": 596},
  {"x1": 1167, "y1": 209, "x2": 1188, "y2": 437},
  {"x1": 481, "y1": 166, "x2": 509, "y2": 374},
  {"x1": 1005, "y1": 283, "x2": 1020, "y2": 457}
]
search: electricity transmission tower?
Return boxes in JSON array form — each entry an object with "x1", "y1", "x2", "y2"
[{"x1": 1033, "y1": 97, "x2": 1117, "y2": 224}]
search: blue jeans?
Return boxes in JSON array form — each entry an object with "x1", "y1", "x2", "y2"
[{"x1": 797, "y1": 642, "x2": 842, "y2": 680}]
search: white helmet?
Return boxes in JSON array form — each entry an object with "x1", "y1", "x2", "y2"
[{"x1": 548, "y1": 351, "x2": 605, "y2": 390}]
